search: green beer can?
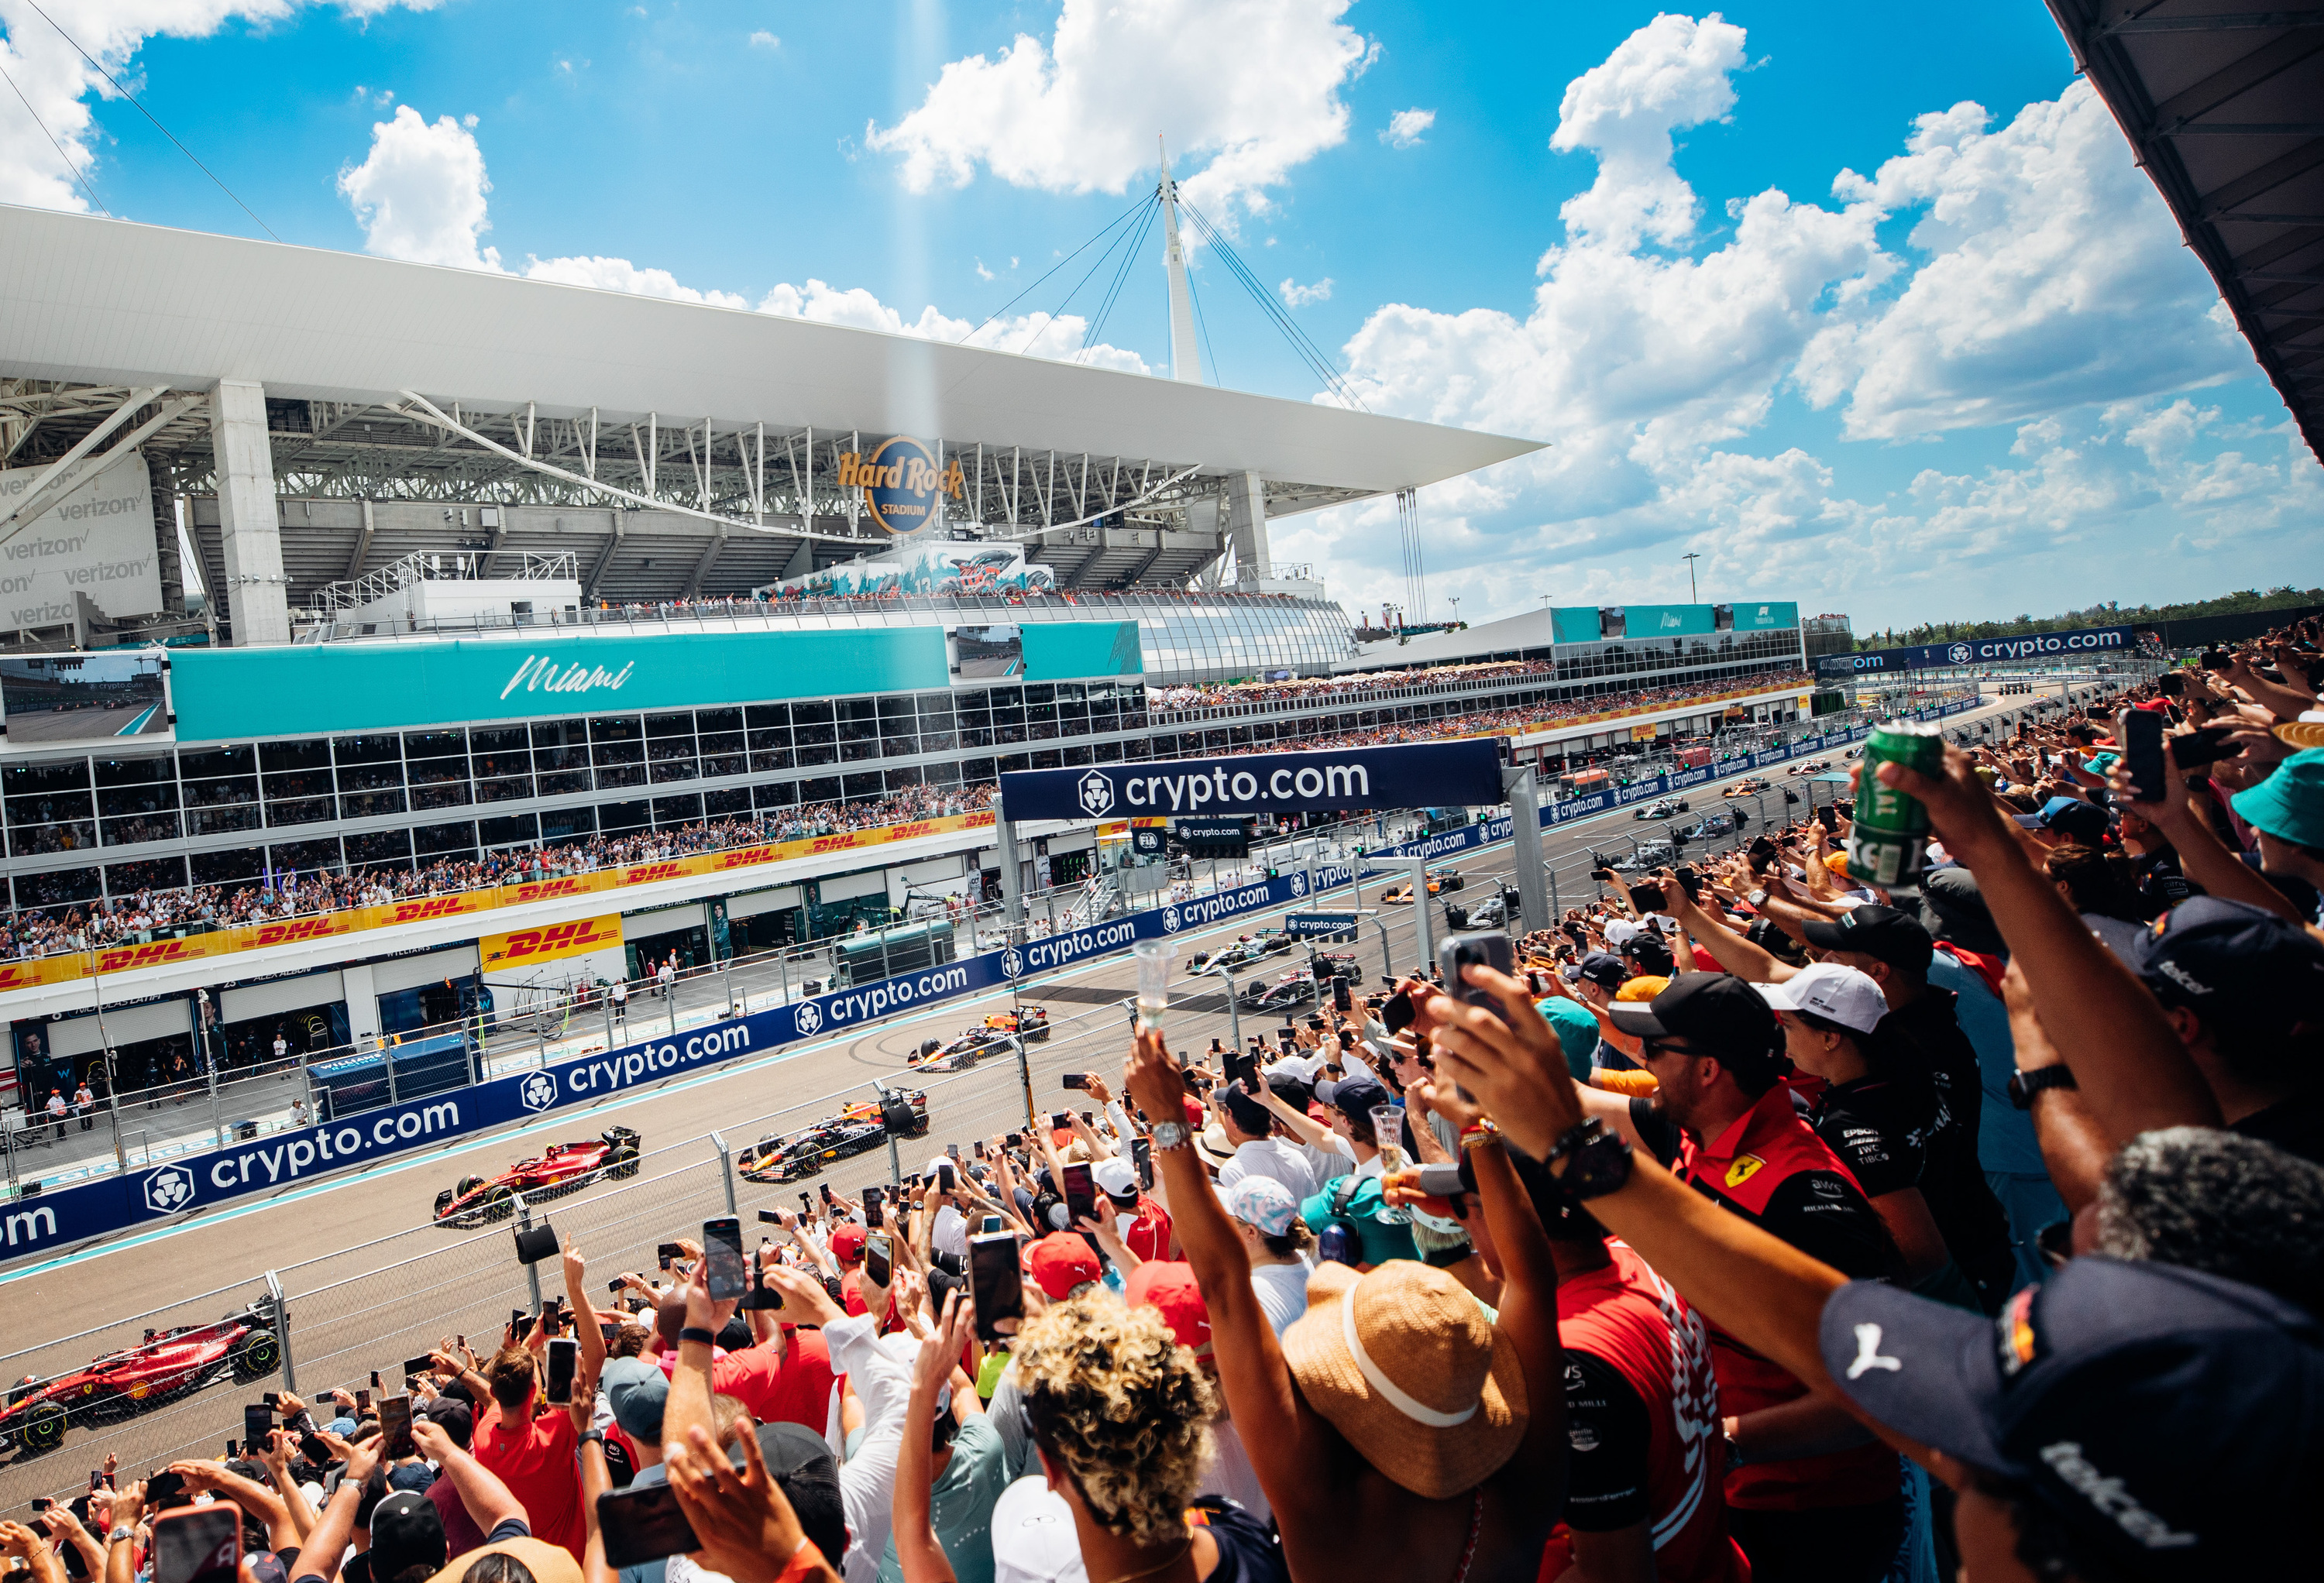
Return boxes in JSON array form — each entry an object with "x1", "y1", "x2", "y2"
[{"x1": 1848, "y1": 720, "x2": 1945, "y2": 886}]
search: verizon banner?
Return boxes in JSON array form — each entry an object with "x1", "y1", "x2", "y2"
[{"x1": 0, "y1": 450, "x2": 163, "y2": 630}]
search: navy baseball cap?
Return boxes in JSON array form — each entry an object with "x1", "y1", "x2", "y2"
[
  {"x1": 1800, "y1": 904, "x2": 1934, "y2": 972},
  {"x1": 1576, "y1": 952, "x2": 1629, "y2": 991},
  {"x1": 1820, "y1": 1257, "x2": 2324, "y2": 1578},
  {"x1": 1219, "y1": 1087, "x2": 1270, "y2": 1136},
  {"x1": 1316, "y1": 1075, "x2": 1389, "y2": 1118},
  {"x1": 2014, "y1": 795, "x2": 2109, "y2": 844},
  {"x1": 2124, "y1": 896, "x2": 2324, "y2": 1042}
]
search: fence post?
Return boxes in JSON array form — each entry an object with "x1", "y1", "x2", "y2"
[
  {"x1": 264, "y1": 1269, "x2": 297, "y2": 1394},
  {"x1": 710, "y1": 1131, "x2": 738, "y2": 1217},
  {"x1": 516, "y1": 1196, "x2": 544, "y2": 1311},
  {"x1": 107, "y1": 1078, "x2": 127, "y2": 1177},
  {"x1": 208, "y1": 1058, "x2": 225, "y2": 1150}
]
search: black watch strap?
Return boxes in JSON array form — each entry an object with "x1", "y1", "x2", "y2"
[
  {"x1": 2007, "y1": 1066, "x2": 2078, "y2": 1110},
  {"x1": 678, "y1": 1326, "x2": 717, "y2": 1346}
]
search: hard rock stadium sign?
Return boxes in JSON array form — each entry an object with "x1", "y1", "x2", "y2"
[{"x1": 836, "y1": 438, "x2": 968, "y2": 534}]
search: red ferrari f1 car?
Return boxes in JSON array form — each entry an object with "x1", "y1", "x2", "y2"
[
  {"x1": 0, "y1": 1300, "x2": 281, "y2": 1459},
  {"x1": 432, "y1": 1126, "x2": 643, "y2": 1226}
]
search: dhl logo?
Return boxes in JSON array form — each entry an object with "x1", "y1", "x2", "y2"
[
  {"x1": 507, "y1": 877, "x2": 592, "y2": 902},
  {"x1": 387, "y1": 897, "x2": 472, "y2": 922},
  {"x1": 808, "y1": 833, "x2": 865, "y2": 853},
  {"x1": 0, "y1": 965, "x2": 47, "y2": 991},
  {"x1": 491, "y1": 920, "x2": 619, "y2": 963},
  {"x1": 623, "y1": 863, "x2": 684, "y2": 884},
  {"x1": 95, "y1": 941, "x2": 206, "y2": 971},
  {"x1": 249, "y1": 918, "x2": 349, "y2": 946}
]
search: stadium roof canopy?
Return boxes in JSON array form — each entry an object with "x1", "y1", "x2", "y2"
[
  {"x1": 2047, "y1": 0, "x2": 2324, "y2": 462},
  {"x1": 0, "y1": 204, "x2": 1542, "y2": 603}
]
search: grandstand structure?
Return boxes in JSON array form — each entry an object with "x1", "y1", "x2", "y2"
[{"x1": 0, "y1": 201, "x2": 1813, "y2": 1109}]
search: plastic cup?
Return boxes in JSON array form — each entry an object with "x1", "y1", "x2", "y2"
[{"x1": 1133, "y1": 939, "x2": 1177, "y2": 1032}]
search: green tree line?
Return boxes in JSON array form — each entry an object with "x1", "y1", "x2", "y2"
[{"x1": 1852, "y1": 585, "x2": 2324, "y2": 651}]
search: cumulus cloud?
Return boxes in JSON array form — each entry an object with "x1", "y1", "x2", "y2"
[
  {"x1": 865, "y1": 0, "x2": 1374, "y2": 217},
  {"x1": 0, "y1": 2, "x2": 442, "y2": 214},
  {"x1": 336, "y1": 103, "x2": 1150, "y2": 372},
  {"x1": 1300, "y1": 11, "x2": 2319, "y2": 628},
  {"x1": 1797, "y1": 86, "x2": 2252, "y2": 439},
  {"x1": 1279, "y1": 276, "x2": 1332, "y2": 307},
  {"x1": 1380, "y1": 108, "x2": 1433, "y2": 148},
  {"x1": 748, "y1": 29, "x2": 777, "y2": 49}
]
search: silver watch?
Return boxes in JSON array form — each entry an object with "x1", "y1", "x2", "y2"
[
  {"x1": 108, "y1": 1528, "x2": 136, "y2": 1546},
  {"x1": 1150, "y1": 1121, "x2": 1190, "y2": 1152}
]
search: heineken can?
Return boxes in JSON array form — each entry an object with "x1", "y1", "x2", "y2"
[{"x1": 1848, "y1": 720, "x2": 1945, "y2": 886}]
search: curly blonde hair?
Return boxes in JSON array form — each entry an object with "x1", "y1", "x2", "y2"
[{"x1": 1012, "y1": 1296, "x2": 1219, "y2": 1545}]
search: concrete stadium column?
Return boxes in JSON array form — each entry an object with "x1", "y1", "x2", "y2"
[
  {"x1": 1221, "y1": 472, "x2": 1271, "y2": 583},
  {"x1": 208, "y1": 379, "x2": 290, "y2": 646}
]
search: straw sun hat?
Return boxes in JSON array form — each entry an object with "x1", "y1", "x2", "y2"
[{"x1": 1279, "y1": 1259, "x2": 1528, "y2": 1499}]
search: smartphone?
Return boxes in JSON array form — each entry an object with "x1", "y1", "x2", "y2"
[
  {"x1": 1005, "y1": 1131, "x2": 1024, "y2": 1149},
  {"x1": 701, "y1": 1216, "x2": 748, "y2": 1302},
  {"x1": 1438, "y1": 931, "x2": 1518, "y2": 1028},
  {"x1": 608, "y1": 1278, "x2": 627, "y2": 1294},
  {"x1": 937, "y1": 1162, "x2": 957, "y2": 1193},
  {"x1": 378, "y1": 1393, "x2": 415, "y2": 1460},
  {"x1": 1333, "y1": 980, "x2": 1353, "y2": 1013},
  {"x1": 595, "y1": 1482, "x2": 701, "y2": 1570},
  {"x1": 1626, "y1": 884, "x2": 1664, "y2": 912},
  {"x1": 1381, "y1": 989, "x2": 1415, "y2": 1035},
  {"x1": 355, "y1": 1388, "x2": 371, "y2": 1413},
  {"x1": 1815, "y1": 805, "x2": 1838, "y2": 833},
  {"x1": 261, "y1": 1392, "x2": 281, "y2": 1410},
  {"x1": 2168, "y1": 724, "x2": 2239, "y2": 771},
  {"x1": 151, "y1": 1504, "x2": 239, "y2": 1583},
  {"x1": 865, "y1": 1187, "x2": 884, "y2": 1229},
  {"x1": 1061, "y1": 1072, "x2": 1089, "y2": 1090},
  {"x1": 403, "y1": 1355, "x2": 435, "y2": 1382},
  {"x1": 2123, "y1": 708, "x2": 2168, "y2": 800},
  {"x1": 299, "y1": 1434, "x2": 331, "y2": 1465},
  {"x1": 968, "y1": 1232, "x2": 1026, "y2": 1342},
  {"x1": 864, "y1": 1232, "x2": 893, "y2": 1288},
  {"x1": 2154, "y1": 670, "x2": 2186, "y2": 698},
  {"x1": 242, "y1": 1403, "x2": 273, "y2": 1447},
  {"x1": 509, "y1": 1308, "x2": 529, "y2": 1336},
  {"x1": 1132, "y1": 1135, "x2": 1153, "y2": 1191},
  {"x1": 88, "y1": 1471, "x2": 105, "y2": 1494},
  {"x1": 1050, "y1": 1110, "x2": 1071, "y2": 1130},
  {"x1": 980, "y1": 1214, "x2": 1003, "y2": 1234},
  {"x1": 946, "y1": 1142, "x2": 961, "y2": 1161},
  {"x1": 2202, "y1": 648, "x2": 2232, "y2": 671},
  {"x1": 1061, "y1": 1162, "x2": 1098, "y2": 1228},
  {"x1": 370, "y1": 1370, "x2": 382, "y2": 1390},
  {"x1": 143, "y1": 1471, "x2": 187, "y2": 1514},
  {"x1": 818, "y1": 1182, "x2": 834, "y2": 1204},
  {"x1": 30, "y1": 1499, "x2": 51, "y2": 1515},
  {"x1": 545, "y1": 1337, "x2": 579, "y2": 1406},
  {"x1": 799, "y1": 1191, "x2": 813, "y2": 1209},
  {"x1": 656, "y1": 1241, "x2": 681, "y2": 1272}
]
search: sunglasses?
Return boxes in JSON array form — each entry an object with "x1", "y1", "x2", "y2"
[{"x1": 1641, "y1": 1035, "x2": 1710, "y2": 1062}]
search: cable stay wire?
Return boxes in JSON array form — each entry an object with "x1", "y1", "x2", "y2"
[
  {"x1": 24, "y1": 0, "x2": 277, "y2": 242},
  {"x1": 0, "y1": 51, "x2": 109, "y2": 216},
  {"x1": 1177, "y1": 200, "x2": 1367, "y2": 411},
  {"x1": 1078, "y1": 197, "x2": 1160, "y2": 361},
  {"x1": 966, "y1": 191, "x2": 1157, "y2": 346},
  {"x1": 1016, "y1": 190, "x2": 1159, "y2": 356},
  {"x1": 1186, "y1": 253, "x2": 1222, "y2": 393}
]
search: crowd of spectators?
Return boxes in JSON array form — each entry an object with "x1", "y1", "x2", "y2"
[
  {"x1": 0, "y1": 785, "x2": 995, "y2": 965},
  {"x1": 21, "y1": 615, "x2": 2324, "y2": 1583}
]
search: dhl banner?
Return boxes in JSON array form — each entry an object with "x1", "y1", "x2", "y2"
[
  {"x1": 0, "y1": 811, "x2": 995, "y2": 997},
  {"x1": 480, "y1": 914, "x2": 624, "y2": 972}
]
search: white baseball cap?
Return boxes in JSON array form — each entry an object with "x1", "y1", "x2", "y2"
[
  {"x1": 991, "y1": 1475, "x2": 1088, "y2": 1583},
  {"x1": 1752, "y1": 962, "x2": 1888, "y2": 1035}
]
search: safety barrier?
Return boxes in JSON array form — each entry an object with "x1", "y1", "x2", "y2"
[{"x1": 0, "y1": 695, "x2": 1996, "y2": 1265}]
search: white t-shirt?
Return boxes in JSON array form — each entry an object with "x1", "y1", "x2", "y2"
[
  {"x1": 930, "y1": 1204, "x2": 969, "y2": 1261},
  {"x1": 1250, "y1": 1262, "x2": 1311, "y2": 1337},
  {"x1": 1215, "y1": 1138, "x2": 1317, "y2": 1201}
]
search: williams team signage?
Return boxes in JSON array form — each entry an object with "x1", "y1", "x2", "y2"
[
  {"x1": 1000, "y1": 741, "x2": 1505, "y2": 822},
  {"x1": 1815, "y1": 624, "x2": 2139, "y2": 678}
]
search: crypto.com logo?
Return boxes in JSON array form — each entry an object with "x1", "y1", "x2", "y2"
[
  {"x1": 518, "y1": 1071, "x2": 560, "y2": 1112},
  {"x1": 143, "y1": 1165, "x2": 196, "y2": 1214},
  {"x1": 1077, "y1": 771, "x2": 1116, "y2": 817},
  {"x1": 1948, "y1": 644, "x2": 1973, "y2": 664},
  {"x1": 794, "y1": 1001, "x2": 824, "y2": 1036}
]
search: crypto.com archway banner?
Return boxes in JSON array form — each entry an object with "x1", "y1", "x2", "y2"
[{"x1": 999, "y1": 740, "x2": 1505, "y2": 822}]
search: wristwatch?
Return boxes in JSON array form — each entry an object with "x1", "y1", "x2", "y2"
[
  {"x1": 579, "y1": 1428, "x2": 606, "y2": 1449},
  {"x1": 2007, "y1": 1066, "x2": 2078, "y2": 1110},
  {"x1": 1150, "y1": 1120, "x2": 1191, "y2": 1153},
  {"x1": 1546, "y1": 1118, "x2": 1635, "y2": 1200},
  {"x1": 107, "y1": 1528, "x2": 136, "y2": 1547}
]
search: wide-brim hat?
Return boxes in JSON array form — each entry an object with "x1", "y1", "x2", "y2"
[
  {"x1": 1191, "y1": 1124, "x2": 1238, "y2": 1171},
  {"x1": 1279, "y1": 1260, "x2": 1526, "y2": 1499}
]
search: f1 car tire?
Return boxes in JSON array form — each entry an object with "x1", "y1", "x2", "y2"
[
  {"x1": 481, "y1": 1185, "x2": 517, "y2": 1221},
  {"x1": 16, "y1": 1399, "x2": 67, "y2": 1455},
  {"x1": 231, "y1": 1328, "x2": 282, "y2": 1384}
]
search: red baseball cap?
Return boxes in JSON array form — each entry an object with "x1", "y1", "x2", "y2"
[
  {"x1": 1126, "y1": 1262, "x2": 1212, "y2": 1358},
  {"x1": 828, "y1": 1224, "x2": 866, "y2": 1262},
  {"x1": 1025, "y1": 1231, "x2": 1102, "y2": 1300},
  {"x1": 1181, "y1": 1094, "x2": 1205, "y2": 1129}
]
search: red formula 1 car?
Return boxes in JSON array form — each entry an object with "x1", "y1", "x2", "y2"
[
  {"x1": 0, "y1": 1300, "x2": 281, "y2": 1459},
  {"x1": 432, "y1": 1126, "x2": 643, "y2": 1227}
]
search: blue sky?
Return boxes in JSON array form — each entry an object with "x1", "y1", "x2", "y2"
[{"x1": 2, "y1": 1, "x2": 2317, "y2": 630}]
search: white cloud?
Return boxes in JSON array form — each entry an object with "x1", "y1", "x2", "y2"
[
  {"x1": 865, "y1": 0, "x2": 1374, "y2": 217},
  {"x1": 748, "y1": 29, "x2": 777, "y2": 49},
  {"x1": 339, "y1": 104, "x2": 500, "y2": 269},
  {"x1": 974, "y1": 258, "x2": 994, "y2": 282},
  {"x1": 1278, "y1": 276, "x2": 1332, "y2": 308},
  {"x1": 522, "y1": 253, "x2": 750, "y2": 307},
  {"x1": 1298, "y1": 12, "x2": 2322, "y2": 629},
  {"x1": 0, "y1": 2, "x2": 441, "y2": 215},
  {"x1": 1796, "y1": 84, "x2": 2251, "y2": 439},
  {"x1": 1380, "y1": 107, "x2": 1433, "y2": 148}
]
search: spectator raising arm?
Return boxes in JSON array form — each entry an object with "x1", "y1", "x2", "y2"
[
  {"x1": 413, "y1": 1415, "x2": 527, "y2": 1537},
  {"x1": 892, "y1": 1291, "x2": 975, "y2": 1583},
  {"x1": 564, "y1": 1241, "x2": 610, "y2": 1381}
]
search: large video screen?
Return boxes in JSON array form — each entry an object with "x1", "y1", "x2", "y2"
[
  {"x1": 954, "y1": 624, "x2": 1024, "y2": 679},
  {"x1": 0, "y1": 651, "x2": 168, "y2": 742},
  {"x1": 1598, "y1": 606, "x2": 1627, "y2": 640}
]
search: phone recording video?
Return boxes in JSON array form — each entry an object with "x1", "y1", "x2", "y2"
[
  {"x1": 968, "y1": 1232, "x2": 1025, "y2": 1342},
  {"x1": 864, "y1": 1232, "x2": 894, "y2": 1288},
  {"x1": 1333, "y1": 979, "x2": 1353, "y2": 1014},
  {"x1": 1061, "y1": 1072, "x2": 1088, "y2": 1090},
  {"x1": 545, "y1": 1337, "x2": 579, "y2": 1406},
  {"x1": 864, "y1": 1186, "x2": 884, "y2": 1228},
  {"x1": 1061, "y1": 1162, "x2": 1098, "y2": 1228},
  {"x1": 242, "y1": 1403, "x2": 273, "y2": 1448},
  {"x1": 595, "y1": 1482, "x2": 701, "y2": 1570},
  {"x1": 1436, "y1": 932, "x2": 1515, "y2": 1027},
  {"x1": 151, "y1": 1504, "x2": 239, "y2": 1583},
  {"x1": 700, "y1": 1216, "x2": 748, "y2": 1302},
  {"x1": 377, "y1": 1393, "x2": 416, "y2": 1461}
]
